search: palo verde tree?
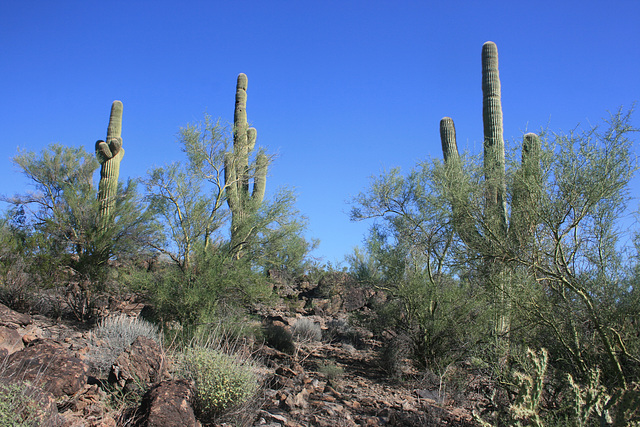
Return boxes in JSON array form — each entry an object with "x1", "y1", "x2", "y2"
[
  {"x1": 145, "y1": 115, "x2": 232, "y2": 272},
  {"x1": 3, "y1": 143, "x2": 156, "y2": 319},
  {"x1": 352, "y1": 41, "x2": 639, "y2": 423},
  {"x1": 2, "y1": 101, "x2": 157, "y2": 319},
  {"x1": 147, "y1": 74, "x2": 313, "y2": 275}
]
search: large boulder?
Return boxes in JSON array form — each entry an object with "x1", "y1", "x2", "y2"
[
  {"x1": 138, "y1": 380, "x2": 199, "y2": 427},
  {"x1": 313, "y1": 272, "x2": 373, "y2": 314},
  {"x1": 0, "y1": 325, "x2": 24, "y2": 356},
  {"x1": 3, "y1": 338, "x2": 88, "y2": 398},
  {"x1": 109, "y1": 336, "x2": 167, "y2": 392},
  {"x1": 0, "y1": 302, "x2": 31, "y2": 327}
]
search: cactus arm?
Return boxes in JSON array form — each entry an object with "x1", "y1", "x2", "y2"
[
  {"x1": 440, "y1": 117, "x2": 483, "y2": 249},
  {"x1": 440, "y1": 117, "x2": 460, "y2": 165},
  {"x1": 224, "y1": 151, "x2": 239, "y2": 212},
  {"x1": 252, "y1": 152, "x2": 268, "y2": 203},
  {"x1": 510, "y1": 132, "x2": 541, "y2": 252}
]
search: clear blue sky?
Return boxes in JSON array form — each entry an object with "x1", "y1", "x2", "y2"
[{"x1": 2, "y1": 1, "x2": 639, "y2": 265}]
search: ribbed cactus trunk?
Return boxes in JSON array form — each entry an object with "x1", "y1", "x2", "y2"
[
  {"x1": 482, "y1": 41, "x2": 508, "y2": 239},
  {"x1": 96, "y1": 101, "x2": 124, "y2": 231},
  {"x1": 439, "y1": 42, "x2": 541, "y2": 342},
  {"x1": 225, "y1": 73, "x2": 268, "y2": 259},
  {"x1": 481, "y1": 42, "x2": 510, "y2": 338}
]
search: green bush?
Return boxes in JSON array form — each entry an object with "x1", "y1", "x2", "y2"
[
  {"x1": 316, "y1": 360, "x2": 344, "y2": 381},
  {"x1": 0, "y1": 382, "x2": 39, "y2": 427},
  {"x1": 179, "y1": 346, "x2": 258, "y2": 422},
  {"x1": 262, "y1": 323, "x2": 295, "y2": 354}
]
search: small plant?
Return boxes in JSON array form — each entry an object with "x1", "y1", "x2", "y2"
[
  {"x1": 324, "y1": 318, "x2": 364, "y2": 348},
  {"x1": 0, "y1": 382, "x2": 41, "y2": 427},
  {"x1": 567, "y1": 369, "x2": 610, "y2": 426},
  {"x1": 379, "y1": 333, "x2": 412, "y2": 379},
  {"x1": 178, "y1": 345, "x2": 258, "y2": 422},
  {"x1": 262, "y1": 323, "x2": 295, "y2": 354},
  {"x1": 510, "y1": 348, "x2": 548, "y2": 427},
  {"x1": 317, "y1": 360, "x2": 344, "y2": 381},
  {"x1": 292, "y1": 318, "x2": 322, "y2": 343},
  {"x1": 87, "y1": 313, "x2": 161, "y2": 376}
]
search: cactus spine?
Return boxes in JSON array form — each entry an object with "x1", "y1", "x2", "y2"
[
  {"x1": 439, "y1": 42, "x2": 541, "y2": 337},
  {"x1": 96, "y1": 100, "x2": 124, "y2": 229},
  {"x1": 225, "y1": 73, "x2": 268, "y2": 258}
]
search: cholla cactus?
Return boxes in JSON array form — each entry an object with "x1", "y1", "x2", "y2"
[
  {"x1": 225, "y1": 73, "x2": 268, "y2": 258},
  {"x1": 96, "y1": 100, "x2": 124, "y2": 228}
]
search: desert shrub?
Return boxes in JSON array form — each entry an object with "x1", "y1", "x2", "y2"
[
  {"x1": 178, "y1": 346, "x2": 258, "y2": 422},
  {"x1": 316, "y1": 359, "x2": 344, "y2": 381},
  {"x1": 0, "y1": 382, "x2": 40, "y2": 427},
  {"x1": 87, "y1": 313, "x2": 161, "y2": 376},
  {"x1": 292, "y1": 318, "x2": 321, "y2": 343},
  {"x1": 324, "y1": 318, "x2": 365, "y2": 348},
  {"x1": 262, "y1": 323, "x2": 295, "y2": 354},
  {"x1": 380, "y1": 333, "x2": 413, "y2": 380}
]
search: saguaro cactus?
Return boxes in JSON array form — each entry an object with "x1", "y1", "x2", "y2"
[
  {"x1": 96, "y1": 100, "x2": 124, "y2": 229},
  {"x1": 225, "y1": 73, "x2": 268, "y2": 258},
  {"x1": 481, "y1": 41, "x2": 508, "y2": 238},
  {"x1": 439, "y1": 42, "x2": 541, "y2": 337}
]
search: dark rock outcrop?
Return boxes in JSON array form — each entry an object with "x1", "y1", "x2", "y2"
[
  {"x1": 0, "y1": 302, "x2": 32, "y2": 327},
  {"x1": 138, "y1": 379, "x2": 199, "y2": 427},
  {"x1": 109, "y1": 335, "x2": 167, "y2": 392},
  {"x1": 3, "y1": 338, "x2": 88, "y2": 398}
]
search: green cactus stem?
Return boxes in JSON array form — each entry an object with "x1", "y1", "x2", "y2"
[
  {"x1": 510, "y1": 132, "x2": 541, "y2": 250},
  {"x1": 225, "y1": 73, "x2": 268, "y2": 258},
  {"x1": 439, "y1": 42, "x2": 541, "y2": 339},
  {"x1": 482, "y1": 41, "x2": 507, "y2": 238},
  {"x1": 96, "y1": 100, "x2": 124, "y2": 229}
]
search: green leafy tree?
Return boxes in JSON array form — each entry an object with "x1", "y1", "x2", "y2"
[
  {"x1": 144, "y1": 112, "x2": 313, "y2": 329},
  {"x1": 350, "y1": 163, "x2": 491, "y2": 369},
  {"x1": 3, "y1": 144, "x2": 158, "y2": 318},
  {"x1": 352, "y1": 109, "x2": 639, "y2": 422}
]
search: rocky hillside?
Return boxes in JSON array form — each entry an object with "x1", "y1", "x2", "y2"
[{"x1": 0, "y1": 273, "x2": 491, "y2": 426}]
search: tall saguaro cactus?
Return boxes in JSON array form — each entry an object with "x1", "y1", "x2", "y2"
[
  {"x1": 439, "y1": 42, "x2": 541, "y2": 337},
  {"x1": 96, "y1": 100, "x2": 124, "y2": 229},
  {"x1": 225, "y1": 73, "x2": 268, "y2": 258},
  {"x1": 481, "y1": 41, "x2": 508, "y2": 239}
]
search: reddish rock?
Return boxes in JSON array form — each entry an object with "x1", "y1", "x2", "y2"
[
  {"x1": 0, "y1": 325, "x2": 24, "y2": 355},
  {"x1": 0, "y1": 302, "x2": 31, "y2": 326},
  {"x1": 139, "y1": 380, "x2": 198, "y2": 427},
  {"x1": 3, "y1": 338, "x2": 87, "y2": 398},
  {"x1": 109, "y1": 336, "x2": 166, "y2": 391}
]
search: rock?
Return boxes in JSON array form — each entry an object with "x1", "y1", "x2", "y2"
[
  {"x1": 293, "y1": 387, "x2": 310, "y2": 408},
  {"x1": 139, "y1": 380, "x2": 198, "y2": 427},
  {"x1": 3, "y1": 338, "x2": 88, "y2": 398},
  {"x1": 0, "y1": 302, "x2": 31, "y2": 327},
  {"x1": 0, "y1": 325, "x2": 24, "y2": 355},
  {"x1": 109, "y1": 336, "x2": 166, "y2": 392}
]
